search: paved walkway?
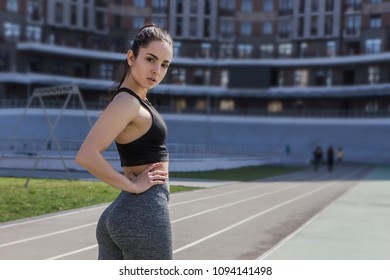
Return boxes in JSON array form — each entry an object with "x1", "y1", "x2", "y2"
[{"x1": 261, "y1": 165, "x2": 390, "y2": 259}]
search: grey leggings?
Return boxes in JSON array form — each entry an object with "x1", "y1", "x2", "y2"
[{"x1": 96, "y1": 183, "x2": 172, "y2": 260}]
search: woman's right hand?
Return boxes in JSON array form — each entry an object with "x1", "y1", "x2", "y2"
[{"x1": 129, "y1": 163, "x2": 168, "y2": 194}]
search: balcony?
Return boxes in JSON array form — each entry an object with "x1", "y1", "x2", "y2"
[{"x1": 343, "y1": 28, "x2": 360, "y2": 38}]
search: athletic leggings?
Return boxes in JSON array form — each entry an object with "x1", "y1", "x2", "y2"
[{"x1": 96, "y1": 183, "x2": 172, "y2": 260}]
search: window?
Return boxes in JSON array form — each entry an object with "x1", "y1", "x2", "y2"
[
  {"x1": 346, "y1": 15, "x2": 360, "y2": 29},
  {"x1": 95, "y1": 11, "x2": 106, "y2": 30},
  {"x1": 55, "y1": 2, "x2": 63, "y2": 24},
  {"x1": 220, "y1": 0, "x2": 234, "y2": 10},
  {"x1": 325, "y1": 15, "x2": 333, "y2": 35},
  {"x1": 294, "y1": 69, "x2": 308, "y2": 87},
  {"x1": 173, "y1": 42, "x2": 181, "y2": 57},
  {"x1": 365, "y1": 39, "x2": 381, "y2": 53},
  {"x1": 278, "y1": 70, "x2": 284, "y2": 86},
  {"x1": 134, "y1": 0, "x2": 145, "y2": 7},
  {"x1": 240, "y1": 22, "x2": 252, "y2": 35},
  {"x1": 4, "y1": 22, "x2": 20, "y2": 40},
  {"x1": 220, "y1": 70, "x2": 229, "y2": 87},
  {"x1": 220, "y1": 99, "x2": 235, "y2": 111},
  {"x1": 152, "y1": 17, "x2": 166, "y2": 28},
  {"x1": 189, "y1": 17, "x2": 197, "y2": 37},
  {"x1": 268, "y1": 101, "x2": 283, "y2": 113},
  {"x1": 298, "y1": 17, "x2": 304, "y2": 37},
  {"x1": 172, "y1": 68, "x2": 186, "y2": 84},
  {"x1": 260, "y1": 44, "x2": 274, "y2": 57},
  {"x1": 241, "y1": 0, "x2": 252, "y2": 12},
  {"x1": 70, "y1": 5, "x2": 77, "y2": 26},
  {"x1": 7, "y1": 0, "x2": 18, "y2": 12},
  {"x1": 299, "y1": 0, "x2": 305, "y2": 13},
  {"x1": 0, "y1": 50, "x2": 9, "y2": 70},
  {"x1": 279, "y1": 19, "x2": 292, "y2": 39},
  {"x1": 26, "y1": 26, "x2": 41, "y2": 42},
  {"x1": 83, "y1": 8, "x2": 89, "y2": 28},
  {"x1": 219, "y1": 44, "x2": 233, "y2": 58},
  {"x1": 152, "y1": 0, "x2": 166, "y2": 13},
  {"x1": 310, "y1": 16, "x2": 318, "y2": 36},
  {"x1": 280, "y1": 0, "x2": 293, "y2": 12},
  {"x1": 311, "y1": 0, "x2": 318, "y2": 12},
  {"x1": 134, "y1": 17, "x2": 144, "y2": 29},
  {"x1": 237, "y1": 44, "x2": 252, "y2": 58},
  {"x1": 368, "y1": 66, "x2": 380, "y2": 84},
  {"x1": 299, "y1": 42, "x2": 307, "y2": 57},
  {"x1": 220, "y1": 19, "x2": 233, "y2": 39},
  {"x1": 263, "y1": 0, "x2": 273, "y2": 12},
  {"x1": 201, "y1": 43, "x2": 211, "y2": 58},
  {"x1": 278, "y1": 43, "x2": 292, "y2": 57},
  {"x1": 27, "y1": 0, "x2": 41, "y2": 21},
  {"x1": 100, "y1": 63, "x2": 113, "y2": 80},
  {"x1": 370, "y1": 15, "x2": 381, "y2": 28},
  {"x1": 326, "y1": 69, "x2": 333, "y2": 86},
  {"x1": 190, "y1": 1, "x2": 198, "y2": 14},
  {"x1": 325, "y1": 0, "x2": 334, "y2": 11},
  {"x1": 176, "y1": 0, "x2": 183, "y2": 13},
  {"x1": 175, "y1": 99, "x2": 186, "y2": 112},
  {"x1": 327, "y1": 41, "x2": 336, "y2": 56},
  {"x1": 51, "y1": 58, "x2": 65, "y2": 74},
  {"x1": 175, "y1": 17, "x2": 182, "y2": 36},
  {"x1": 263, "y1": 21, "x2": 272, "y2": 35},
  {"x1": 204, "y1": 18, "x2": 210, "y2": 37}
]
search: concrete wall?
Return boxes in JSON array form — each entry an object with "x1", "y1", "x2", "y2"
[{"x1": 1, "y1": 109, "x2": 389, "y2": 169}]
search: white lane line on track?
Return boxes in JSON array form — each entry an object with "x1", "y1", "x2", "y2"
[
  {"x1": 172, "y1": 166, "x2": 366, "y2": 255},
  {"x1": 46, "y1": 244, "x2": 98, "y2": 260},
  {"x1": 172, "y1": 180, "x2": 322, "y2": 224},
  {"x1": 169, "y1": 171, "x2": 324, "y2": 207},
  {"x1": 0, "y1": 222, "x2": 97, "y2": 248},
  {"x1": 0, "y1": 205, "x2": 106, "y2": 230},
  {"x1": 170, "y1": 167, "x2": 355, "y2": 223}
]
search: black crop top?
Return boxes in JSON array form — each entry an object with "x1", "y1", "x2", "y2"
[{"x1": 114, "y1": 88, "x2": 169, "y2": 167}]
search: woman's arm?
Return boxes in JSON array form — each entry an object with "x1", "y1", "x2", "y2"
[{"x1": 75, "y1": 93, "x2": 167, "y2": 194}]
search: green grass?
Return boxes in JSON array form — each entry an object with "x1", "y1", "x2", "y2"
[
  {"x1": 171, "y1": 165, "x2": 301, "y2": 181},
  {"x1": 0, "y1": 165, "x2": 301, "y2": 223}
]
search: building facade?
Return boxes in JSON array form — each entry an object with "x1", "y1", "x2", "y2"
[{"x1": 1, "y1": 0, "x2": 390, "y2": 115}]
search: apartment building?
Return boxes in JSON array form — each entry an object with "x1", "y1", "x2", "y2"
[{"x1": 0, "y1": 0, "x2": 390, "y2": 115}]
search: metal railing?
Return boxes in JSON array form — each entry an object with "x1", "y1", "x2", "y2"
[
  {"x1": 1, "y1": 99, "x2": 390, "y2": 118},
  {"x1": 0, "y1": 138, "x2": 278, "y2": 161}
]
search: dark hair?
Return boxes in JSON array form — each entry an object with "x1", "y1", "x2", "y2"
[{"x1": 111, "y1": 24, "x2": 173, "y2": 97}]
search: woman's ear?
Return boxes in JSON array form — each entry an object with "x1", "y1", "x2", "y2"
[{"x1": 127, "y1": 50, "x2": 135, "y2": 66}]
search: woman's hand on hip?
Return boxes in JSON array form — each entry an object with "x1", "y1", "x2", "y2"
[{"x1": 129, "y1": 163, "x2": 168, "y2": 194}]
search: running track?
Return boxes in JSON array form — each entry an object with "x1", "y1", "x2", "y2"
[{"x1": 0, "y1": 164, "x2": 375, "y2": 259}]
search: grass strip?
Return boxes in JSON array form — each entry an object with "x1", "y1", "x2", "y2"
[{"x1": 170, "y1": 164, "x2": 301, "y2": 181}]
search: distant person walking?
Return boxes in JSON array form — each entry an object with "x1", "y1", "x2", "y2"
[
  {"x1": 313, "y1": 146, "x2": 323, "y2": 171},
  {"x1": 337, "y1": 147, "x2": 344, "y2": 163},
  {"x1": 76, "y1": 24, "x2": 173, "y2": 260},
  {"x1": 327, "y1": 145, "x2": 334, "y2": 172}
]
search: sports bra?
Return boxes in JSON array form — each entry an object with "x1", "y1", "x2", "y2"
[{"x1": 114, "y1": 87, "x2": 169, "y2": 167}]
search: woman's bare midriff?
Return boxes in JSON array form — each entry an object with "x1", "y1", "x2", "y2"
[{"x1": 122, "y1": 161, "x2": 169, "y2": 179}]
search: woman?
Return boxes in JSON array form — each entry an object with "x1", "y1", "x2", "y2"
[{"x1": 75, "y1": 24, "x2": 173, "y2": 260}]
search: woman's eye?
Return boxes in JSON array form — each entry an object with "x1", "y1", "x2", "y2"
[
  {"x1": 162, "y1": 64, "x2": 169, "y2": 69},
  {"x1": 147, "y1": 58, "x2": 154, "y2": 63}
]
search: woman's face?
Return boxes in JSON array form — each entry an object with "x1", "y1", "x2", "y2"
[{"x1": 127, "y1": 40, "x2": 173, "y2": 93}]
